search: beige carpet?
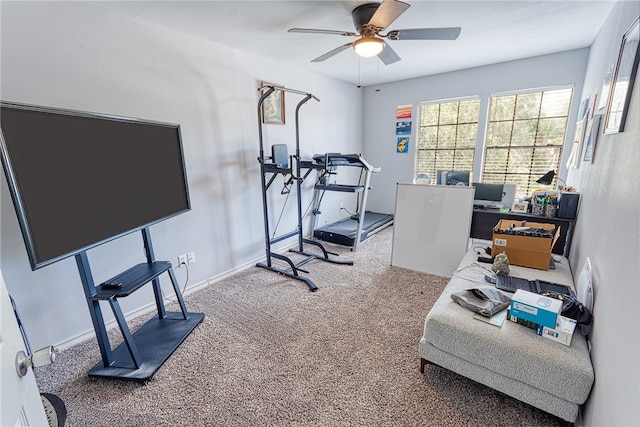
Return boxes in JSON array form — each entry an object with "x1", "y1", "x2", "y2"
[{"x1": 35, "y1": 227, "x2": 563, "y2": 426}]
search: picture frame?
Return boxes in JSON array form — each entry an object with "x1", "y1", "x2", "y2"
[
  {"x1": 582, "y1": 115, "x2": 601, "y2": 163},
  {"x1": 597, "y1": 64, "x2": 614, "y2": 112},
  {"x1": 261, "y1": 81, "x2": 285, "y2": 125},
  {"x1": 604, "y1": 17, "x2": 640, "y2": 134},
  {"x1": 567, "y1": 119, "x2": 586, "y2": 168},
  {"x1": 511, "y1": 201, "x2": 529, "y2": 213}
]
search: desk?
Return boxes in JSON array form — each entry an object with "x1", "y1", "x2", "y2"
[{"x1": 470, "y1": 209, "x2": 575, "y2": 256}]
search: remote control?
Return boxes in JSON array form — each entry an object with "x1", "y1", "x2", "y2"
[{"x1": 101, "y1": 281, "x2": 122, "y2": 288}]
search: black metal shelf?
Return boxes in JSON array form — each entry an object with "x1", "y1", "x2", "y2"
[
  {"x1": 94, "y1": 261, "x2": 172, "y2": 299},
  {"x1": 87, "y1": 312, "x2": 204, "y2": 381}
]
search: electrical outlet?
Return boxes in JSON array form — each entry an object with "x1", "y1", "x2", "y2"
[
  {"x1": 187, "y1": 252, "x2": 196, "y2": 265},
  {"x1": 178, "y1": 254, "x2": 187, "y2": 267}
]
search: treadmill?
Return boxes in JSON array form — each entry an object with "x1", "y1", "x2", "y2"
[{"x1": 308, "y1": 153, "x2": 393, "y2": 250}]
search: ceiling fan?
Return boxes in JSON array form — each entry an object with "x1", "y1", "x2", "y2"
[{"x1": 288, "y1": 0, "x2": 461, "y2": 65}]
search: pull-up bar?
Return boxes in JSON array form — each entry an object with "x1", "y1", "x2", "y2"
[
  {"x1": 255, "y1": 84, "x2": 352, "y2": 291},
  {"x1": 258, "y1": 84, "x2": 320, "y2": 102}
]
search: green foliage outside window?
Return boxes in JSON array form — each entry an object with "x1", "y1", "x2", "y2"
[
  {"x1": 484, "y1": 88, "x2": 572, "y2": 199},
  {"x1": 416, "y1": 88, "x2": 572, "y2": 200},
  {"x1": 416, "y1": 98, "x2": 479, "y2": 182}
]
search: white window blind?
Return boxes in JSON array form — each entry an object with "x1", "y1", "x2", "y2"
[
  {"x1": 416, "y1": 98, "x2": 480, "y2": 183},
  {"x1": 483, "y1": 88, "x2": 573, "y2": 199}
]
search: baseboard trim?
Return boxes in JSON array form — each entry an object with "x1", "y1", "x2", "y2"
[{"x1": 55, "y1": 258, "x2": 265, "y2": 351}]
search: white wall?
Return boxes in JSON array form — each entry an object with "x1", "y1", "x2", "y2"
[
  {"x1": 567, "y1": 2, "x2": 640, "y2": 426},
  {"x1": 0, "y1": 2, "x2": 362, "y2": 349},
  {"x1": 362, "y1": 2, "x2": 640, "y2": 425},
  {"x1": 362, "y1": 49, "x2": 589, "y2": 214}
]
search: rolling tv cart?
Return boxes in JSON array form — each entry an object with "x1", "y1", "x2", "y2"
[
  {"x1": 306, "y1": 153, "x2": 393, "y2": 250},
  {"x1": 256, "y1": 84, "x2": 352, "y2": 291},
  {"x1": 76, "y1": 227, "x2": 204, "y2": 381}
]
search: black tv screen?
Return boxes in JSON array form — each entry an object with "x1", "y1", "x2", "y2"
[{"x1": 0, "y1": 102, "x2": 191, "y2": 270}]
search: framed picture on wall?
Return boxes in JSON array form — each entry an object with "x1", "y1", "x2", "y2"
[
  {"x1": 261, "y1": 81, "x2": 285, "y2": 125},
  {"x1": 604, "y1": 17, "x2": 640, "y2": 134},
  {"x1": 567, "y1": 119, "x2": 586, "y2": 168},
  {"x1": 583, "y1": 115, "x2": 601, "y2": 163}
]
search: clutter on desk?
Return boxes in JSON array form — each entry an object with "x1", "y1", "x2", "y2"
[
  {"x1": 531, "y1": 191, "x2": 559, "y2": 217},
  {"x1": 511, "y1": 200, "x2": 529, "y2": 213},
  {"x1": 526, "y1": 189, "x2": 580, "y2": 220}
]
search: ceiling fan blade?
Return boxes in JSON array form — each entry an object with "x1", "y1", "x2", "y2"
[
  {"x1": 311, "y1": 43, "x2": 353, "y2": 62},
  {"x1": 378, "y1": 42, "x2": 401, "y2": 65},
  {"x1": 368, "y1": 0, "x2": 410, "y2": 31},
  {"x1": 288, "y1": 28, "x2": 358, "y2": 37},
  {"x1": 386, "y1": 27, "x2": 462, "y2": 41}
]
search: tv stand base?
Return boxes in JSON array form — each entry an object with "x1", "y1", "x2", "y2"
[{"x1": 88, "y1": 312, "x2": 204, "y2": 381}]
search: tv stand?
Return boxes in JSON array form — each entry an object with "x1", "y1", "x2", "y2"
[{"x1": 76, "y1": 227, "x2": 204, "y2": 381}]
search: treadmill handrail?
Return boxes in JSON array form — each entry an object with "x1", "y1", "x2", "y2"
[{"x1": 311, "y1": 153, "x2": 381, "y2": 173}]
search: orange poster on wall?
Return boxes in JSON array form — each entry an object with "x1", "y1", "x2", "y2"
[{"x1": 396, "y1": 105, "x2": 412, "y2": 119}]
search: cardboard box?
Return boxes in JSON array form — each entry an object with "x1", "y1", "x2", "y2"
[
  {"x1": 492, "y1": 219, "x2": 560, "y2": 270},
  {"x1": 537, "y1": 315, "x2": 577, "y2": 346},
  {"x1": 509, "y1": 289, "x2": 562, "y2": 329}
]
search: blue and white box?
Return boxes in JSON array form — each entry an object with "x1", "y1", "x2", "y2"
[
  {"x1": 509, "y1": 289, "x2": 562, "y2": 329},
  {"x1": 537, "y1": 316, "x2": 577, "y2": 346}
]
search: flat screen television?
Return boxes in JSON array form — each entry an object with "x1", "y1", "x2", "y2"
[
  {"x1": 472, "y1": 182, "x2": 504, "y2": 207},
  {"x1": 0, "y1": 101, "x2": 191, "y2": 270}
]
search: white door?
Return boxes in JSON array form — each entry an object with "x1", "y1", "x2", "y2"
[{"x1": 0, "y1": 269, "x2": 48, "y2": 426}]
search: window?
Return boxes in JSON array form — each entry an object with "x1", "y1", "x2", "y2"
[
  {"x1": 483, "y1": 88, "x2": 573, "y2": 199},
  {"x1": 416, "y1": 98, "x2": 480, "y2": 183}
]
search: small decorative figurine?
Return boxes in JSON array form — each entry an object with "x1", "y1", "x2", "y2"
[{"x1": 492, "y1": 253, "x2": 510, "y2": 276}]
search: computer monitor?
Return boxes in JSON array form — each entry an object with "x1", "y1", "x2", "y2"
[
  {"x1": 436, "y1": 170, "x2": 470, "y2": 186},
  {"x1": 501, "y1": 183, "x2": 516, "y2": 209},
  {"x1": 472, "y1": 182, "x2": 504, "y2": 208}
]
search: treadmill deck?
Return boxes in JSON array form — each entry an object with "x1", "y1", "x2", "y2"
[{"x1": 314, "y1": 211, "x2": 393, "y2": 247}]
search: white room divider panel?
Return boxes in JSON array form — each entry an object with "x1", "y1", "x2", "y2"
[{"x1": 391, "y1": 183, "x2": 474, "y2": 277}]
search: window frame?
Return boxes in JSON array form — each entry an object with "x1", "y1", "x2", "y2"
[
  {"x1": 482, "y1": 86, "x2": 574, "y2": 199},
  {"x1": 415, "y1": 96, "x2": 481, "y2": 184},
  {"x1": 415, "y1": 86, "x2": 574, "y2": 201}
]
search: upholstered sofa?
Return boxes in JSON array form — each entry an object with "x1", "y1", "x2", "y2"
[{"x1": 419, "y1": 244, "x2": 594, "y2": 422}]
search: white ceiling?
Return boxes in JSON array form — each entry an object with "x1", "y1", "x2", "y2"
[{"x1": 93, "y1": 0, "x2": 617, "y2": 87}]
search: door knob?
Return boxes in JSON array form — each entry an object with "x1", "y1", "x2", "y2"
[{"x1": 15, "y1": 345, "x2": 56, "y2": 377}]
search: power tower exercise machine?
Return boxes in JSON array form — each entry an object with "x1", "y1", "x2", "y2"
[{"x1": 256, "y1": 84, "x2": 352, "y2": 291}]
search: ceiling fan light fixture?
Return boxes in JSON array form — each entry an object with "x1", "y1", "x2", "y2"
[{"x1": 353, "y1": 37, "x2": 384, "y2": 57}]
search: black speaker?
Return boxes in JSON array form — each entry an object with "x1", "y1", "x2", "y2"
[{"x1": 558, "y1": 192, "x2": 580, "y2": 219}]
